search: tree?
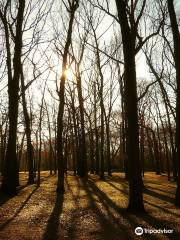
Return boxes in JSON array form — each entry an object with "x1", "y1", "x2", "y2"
[
  {"x1": 90, "y1": 23, "x2": 105, "y2": 180},
  {"x1": 144, "y1": 46, "x2": 177, "y2": 180},
  {"x1": 37, "y1": 81, "x2": 47, "y2": 186},
  {"x1": 0, "y1": 0, "x2": 25, "y2": 195},
  {"x1": 72, "y1": 38, "x2": 88, "y2": 177},
  {"x1": 0, "y1": 106, "x2": 8, "y2": 177},
  {"x1": 115, "y1": 0, "x2": 145, "y2": 212},
  {"x1": 88, "y1": 0, "x2": 164, "y2": 212},
  {"x1": 56, "y1": 0, "x2": 79, "y2": 193},
  {"x1": 167, "y1": 0, "x2": 180, "y2": 206},
  {"x1": 20, "y1": 65, "x2": 34, "y2": 184}
]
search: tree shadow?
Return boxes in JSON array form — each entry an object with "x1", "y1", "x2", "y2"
[
  {"x1": 0, "y1": 171, "x2": 53, "y2": 207},
  {"x1": 65, "y1": 176, "x2": 80, "y2": 207},
  {"x1": 145, "y1": 199, "x2": 180, "y2": 218},
  {"x1": 106, "y1": 175, "x2": 127, "y2": 184},
  {"x1": 107, "y1": 177, "x2": 176, "y2": 205},
  {"x1": 143, "y1": 188, "x2": 174, "y2": 204},
  {"x1": 65, "y1": 177, "x2": 81, "y2": 240},
  {"x1": 106, "y1": 180, "x2": 129, "y2": 195},
  {"x1": 106, "y1": 180, "x2": 180, "y2": 218},
  {"x1": 34, "y1": 174, "x2": 54, "y2": 185},
  {"x1": 0, "y1": 192, "x2": 12, "y2": 207},
  {"x1": 0, "y1": 186, "x2": 38, "y2": 230},
  {"x1": 86, "y1": 178, "x2": 179, "y2": 239},
  {"x1": 78, "y1": 178, "x2": 131, "y2": 240},
  {"x1": 42, "y1": 194, "x2": 64, "y2": 240},
  {"x1": 146, "y1": 185, "x2": 175, "y2": 195},
  {"x1": 144, "y1": 179, "x2": 176, "y2": 188},
  {"x1": 0, "y1": 182, "x2": 30, "y2": 207}
]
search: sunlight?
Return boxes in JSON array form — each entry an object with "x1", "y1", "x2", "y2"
[{"x1": 64, "y1": 68, "x2": 74, "y2": 80}]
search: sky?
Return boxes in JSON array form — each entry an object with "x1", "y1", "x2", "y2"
[{"x1": 0, "y1": 0, "x2": 179, "y2": 108}]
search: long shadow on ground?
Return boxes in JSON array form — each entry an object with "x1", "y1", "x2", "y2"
[
  {"x1": 143, "y1": 188, "x2": 174, "y2": 204},
  {"x1": 0, "y1": 186, "x2": 38, "y2": 230},
  {"x1": 86, "y1": 178, "x2": 157, "y2": 240},
  {"x1": 86, "y1": 177, "x2": 179, "y2": 239},
  {"x1": 0, "y1": 183, "x2": 30, "y2": 207},
  {"x1": 107, "y1": 180, "x2": 180, "y2": 218},
  {"x1": 65, "y1": 176, "x2": 131, "y2": 240},
  {"x1": 107, "y1": 176, "x2": 176, "y2": 205},
  {"x1": 0, "y1": 173, "x2": 53, "y2": 207},
  {"x1": 0, "y1": 192, "x2": 12, "y2": 207},
  {"x1": 43, "y1": 194, "x2": 64, "y2": 240},
  {"x1": 81, "y1": 178, "x2": 132, "y2": 240}
]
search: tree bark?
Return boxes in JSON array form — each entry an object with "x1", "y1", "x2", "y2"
[
  {"x1": 94, "y1": 82, "x2": 100, "y2": 175},
  {"x1": 1, "y1": 0, "x2": 25, "y2": 195},
  {"x1": 167, "y1": 0, "x2": 180, "y2": 206},
  {"x1": 21, "y1": 66, "x2": 34, "y2": 184},
  {"x1": 115, "y1": 0, "x2": 145, "y2": 212},
  {"x1": 56, "y1": 0, "x2": 79, "y2": 193},
  {"x1": 76, "y1": 63, "x2": 87, "y2": 177}
]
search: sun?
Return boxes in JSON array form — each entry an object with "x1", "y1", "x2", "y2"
[{"x1": 64, "y1": 68, "x2": 74, "y2": 80}]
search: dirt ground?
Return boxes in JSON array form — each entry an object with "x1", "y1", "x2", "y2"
[{"x1": 0, "y1": 172, "x2": 179, "y2": 240}]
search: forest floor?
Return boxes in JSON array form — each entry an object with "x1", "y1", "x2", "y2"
[{"x1": 0, "y1": 172, "x2": 180, "y2": 240}]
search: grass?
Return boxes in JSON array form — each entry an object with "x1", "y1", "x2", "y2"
[{"x1": 0, "y1": 171, "x2": 179, "y2": 240}]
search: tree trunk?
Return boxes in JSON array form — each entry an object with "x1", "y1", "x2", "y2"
[
  {"x1": 56, "y1": 0, "x2": 79, "y2": 193},
  {"x1": 94, "y1": 82, "x2": 100, "y2": 175},
  {"x1": 100, "y1": 98, "x2": 105, "y2": 180},
  {"x1": 152, "y1": 129, "x2": 161, "y2": 175},
  {"x1": 106, "y1": 121, "x2": 112, "y2": 176},
  {"x1": 167, "y1": 0, "x2": 180, "y2": 206},
  {"x1": 76, "y1": 63, "x2": 87, "y2": 177},
  {"x1": 1, "y1": 0, "x2": 25, "y2": 195},
  {"x1": 37, "y1": 83, "x2": 46, "y2": 186},
  {"x1": 115, "y1": 0, "x2": 145, "y2": 212},
  {"x1": 139, "y1": 114, "x2": 145, "y2": 176},
  {"x1": 92, "y1": 27, "x2": 105, "y2": 180},
  {"x1": 21, "y1": 66, "x2": 34, "y2": 184},
  {"x1": 146, "y1": 127, "x2": 156, "y2": 172},
  {"x1": 88, "y1": 117, "x2": 94, "y2": 174},
  {"x1": 45, "y1": 102, "x2": 53, "y2": 175},
  {"x1": 118, "y1": 69, "x2": 128, "y2": 180}
]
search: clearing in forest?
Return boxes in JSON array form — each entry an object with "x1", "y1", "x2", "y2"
[{"x1": 0, "y1": 172, "x2": 180, "y2": 240}]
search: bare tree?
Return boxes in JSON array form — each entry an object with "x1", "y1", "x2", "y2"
[
  {"x1": 115, "y1": 0, "x2": 145, "y2": 212},
  {"x1": 0, "y1": 0, "x2": 25, "y2": 195},
  {"x1": 56, "y1": 0, "x2": 79, "y2": 193},
  {"x1": 167, "y1": 0, "x2": 180, "y2": 206}
]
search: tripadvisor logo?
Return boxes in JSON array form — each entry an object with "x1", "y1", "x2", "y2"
[
  {"x1": 135, "y1": 227, "x2": 174, "y2": 235},
  {"x1": 135, "y1": 227, "x2": 143, "y2": 236}
]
